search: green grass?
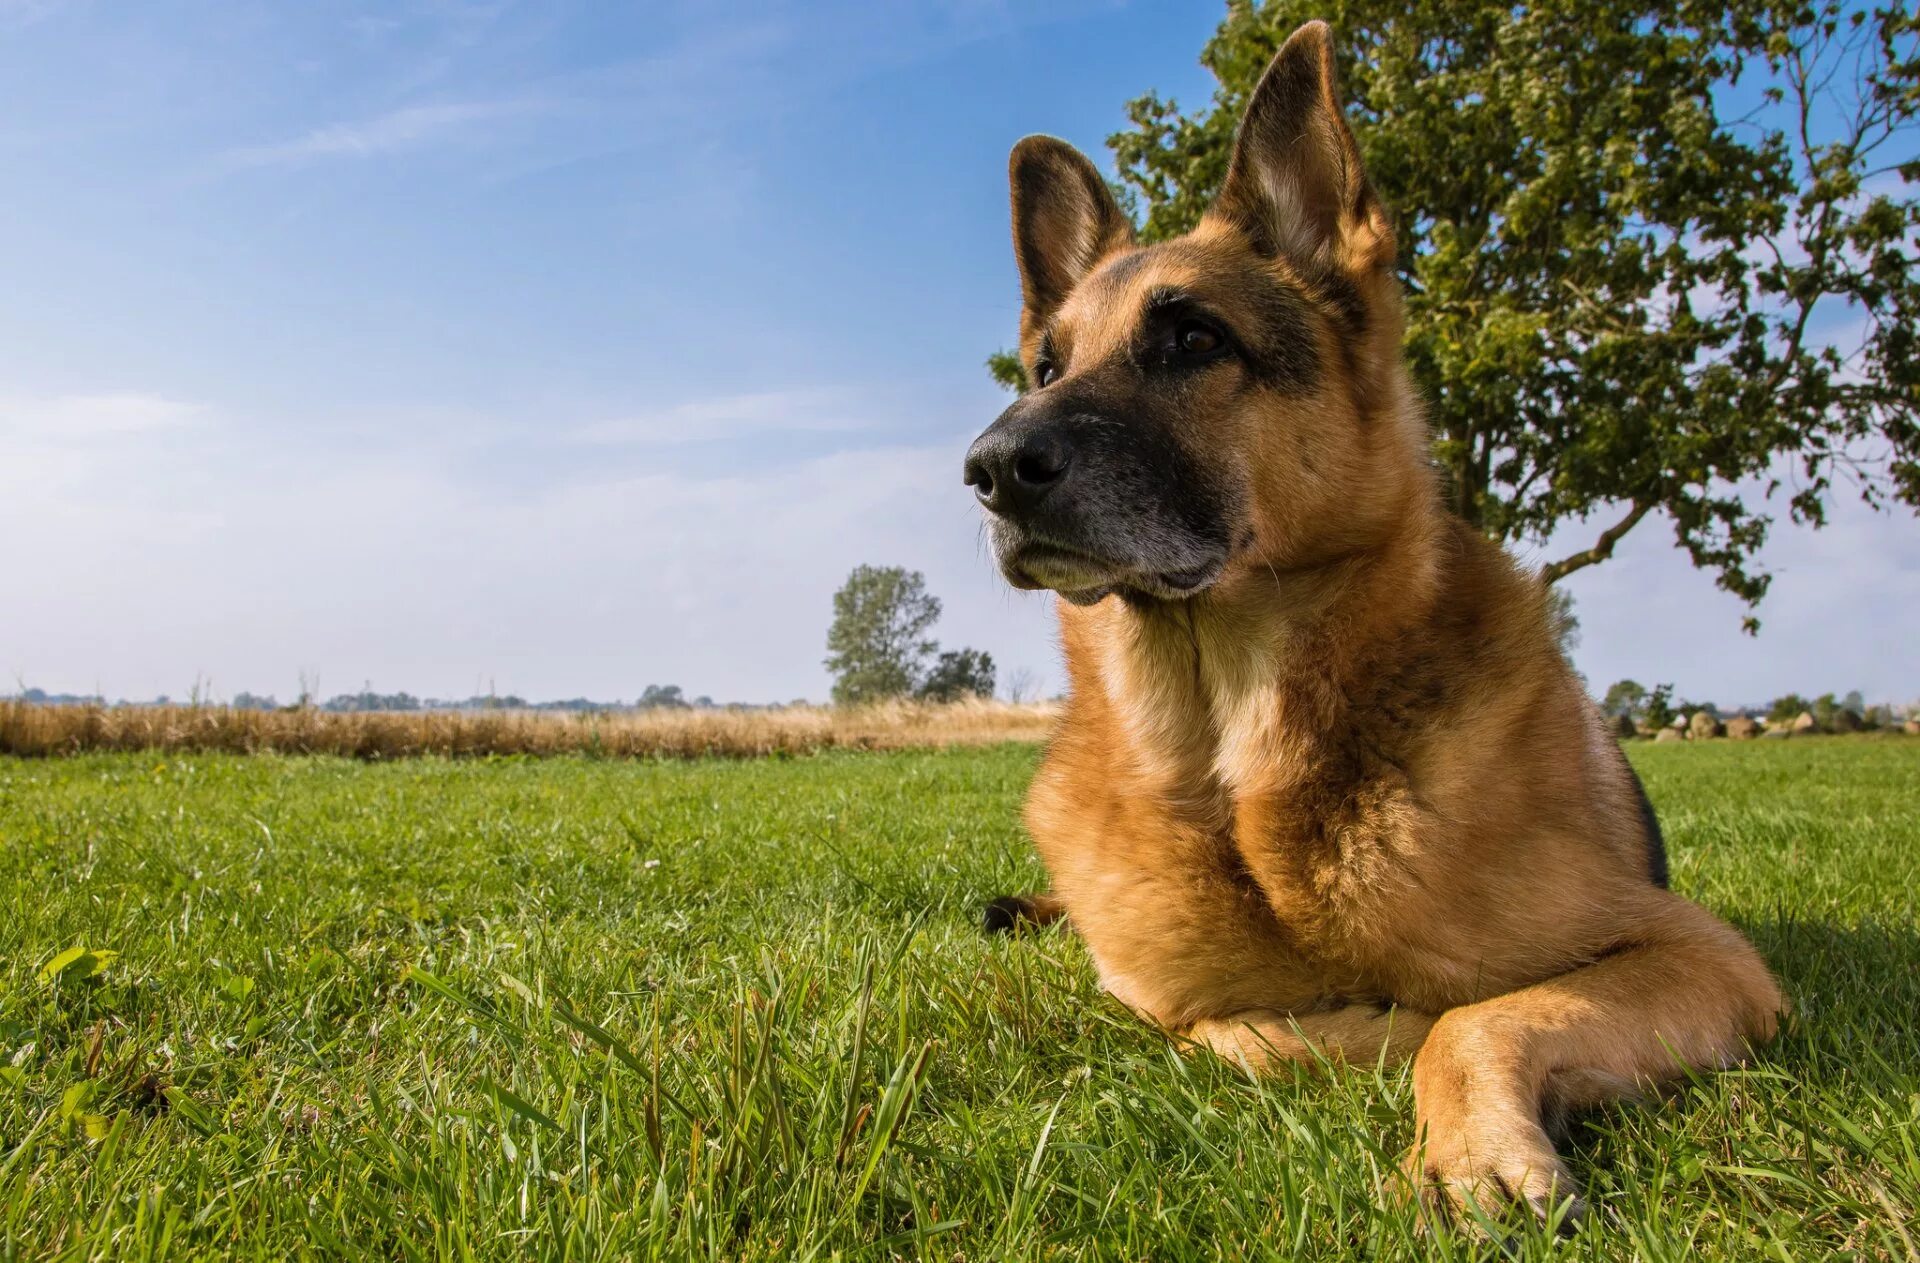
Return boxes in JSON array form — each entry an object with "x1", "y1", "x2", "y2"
[{"x1": 0, "y1": 739, "x2": 1915, "y2": 1260}]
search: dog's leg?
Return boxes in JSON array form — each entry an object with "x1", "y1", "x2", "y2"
[
  {"x1": 981, "y1": 891, "x2": 1067, "y2": 934},
  {"x1": 1186, "y1": 1003, "x2": 1437, "y2": 1073},
  {"x1": 1407, "y1": 892, "x2": 1781, "y2": 1225}
]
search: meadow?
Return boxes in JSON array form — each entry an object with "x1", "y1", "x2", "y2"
[{"x1": 0, "y1": 738, "x2": 1914, "y2": 1260}]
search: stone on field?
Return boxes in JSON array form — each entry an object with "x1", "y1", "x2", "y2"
[
  {"x1": 1725, "y1": 715, "x2": 1760, "y2": 740},
  {"x1": 1688, "y1": 711, "x2": 1724, "y2": 740}
]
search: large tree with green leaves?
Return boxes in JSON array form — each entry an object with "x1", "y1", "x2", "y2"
[
  {"x1": 993, "y1": 0, "x2": 1919, "y2": 628},
  {"x1": 823, "y1": 565, "x2": 943, "y2": 705}
]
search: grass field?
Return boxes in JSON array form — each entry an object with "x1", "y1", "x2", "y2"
[{"x1": 1, "y1": 740, "x2": 1915, "y2": 1260}]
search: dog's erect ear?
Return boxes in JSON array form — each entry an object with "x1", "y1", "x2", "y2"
[
  {"x1": 1215, "y1": 21, "x2": 1391, "y2": 269},
  {"x1": 1009, "y1": 135, "x2": 1133, "y2": 325}
]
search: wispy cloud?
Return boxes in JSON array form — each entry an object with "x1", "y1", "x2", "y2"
[
  {"x1": 0, "y1": 0, "x2": 74, "y2": 31},
  {"x1": 222, "y1": 99, "x2": 546, "y2": 167},
  {"x1": 0, "y1": 391, "x2": 201, "y2": 439},
  {"x1": 567, "y1": 389, "x2": 871, "y2": 446}
]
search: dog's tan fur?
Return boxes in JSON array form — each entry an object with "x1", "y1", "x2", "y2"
[{"x1": 988, "y1": 21, "x2": 1781, "y2": 1222}]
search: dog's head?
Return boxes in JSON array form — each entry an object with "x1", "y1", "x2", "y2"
[{"x1": 965, "y1": 21, "x2": 1420, "y2": 606}]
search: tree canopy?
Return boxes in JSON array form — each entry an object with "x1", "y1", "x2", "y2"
[
  {"x1": 824, "y1": 566, "x2": 1004, "y2": 705},
  {"x1": 917, "y1": 648, "x2": 998, "y2": 702},
  {"x1": 823, "y1": 565, "x2": 943, "y2": 705},
  {"x1": 995, "y1": 0, "x2": 1919, "y2": 628}
]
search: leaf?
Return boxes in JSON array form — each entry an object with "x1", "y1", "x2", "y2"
[
  {"x1": 163, "y1": 1087, "x2": 218, "y2": 1136},
  {"x1": 479, "y1": 1079, "x2": 562, "y2": 1133},
  {"x1": 39, "y1": 946, "x2": 118, "y2": 986}
]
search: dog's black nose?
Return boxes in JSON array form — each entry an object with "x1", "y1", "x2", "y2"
[{"x1": 964, "y1": 419, "x2": 1074, "y2": 517}]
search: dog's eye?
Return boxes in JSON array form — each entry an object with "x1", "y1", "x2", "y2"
[
  {"x1": 1034, "y1": 362, "x2": 1060, "y2": 388},
  {"x1": 1175, "y1": 321, "x2": 1223, "y2": 356}
]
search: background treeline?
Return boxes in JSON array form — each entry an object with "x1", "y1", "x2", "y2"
[{"x1": 1599, "y1": 679, "x2": 1917, "y2": 739}]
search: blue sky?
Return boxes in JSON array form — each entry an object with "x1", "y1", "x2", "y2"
[{"x1": 3, "y1": 0, "x2": 1915, "y2": 707}]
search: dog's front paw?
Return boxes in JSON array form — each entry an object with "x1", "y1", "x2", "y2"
[{"x1": 1402, "y1": 1116, "x2": 1585, "y2": 1234}]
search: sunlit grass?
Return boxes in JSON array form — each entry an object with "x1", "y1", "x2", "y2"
[{"x1": 0, "y1": 738, "x2": 1914, "y2": 1259}]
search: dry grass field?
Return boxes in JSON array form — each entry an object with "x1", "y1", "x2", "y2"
[{"x1": 0, "y1": 698, "x2": 1059, "y2": 761}]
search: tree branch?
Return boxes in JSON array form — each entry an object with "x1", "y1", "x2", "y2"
[{"x1": 1540, "y1": 500, "x2": 1653, "y2": 585}]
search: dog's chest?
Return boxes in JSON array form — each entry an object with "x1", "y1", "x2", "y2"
[{"x1": 1038, "y1": 640, "x2": 1449, "y2": 1016}]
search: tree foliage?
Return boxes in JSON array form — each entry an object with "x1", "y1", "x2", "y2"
[
  {"x1": 1602, "y1": 678, "x2": 1650, "y2": 719},
  {"x1": 1004, "y1": 0, "x2": 1920, "y2": 627},
  {"x1": 824, "y1": 565, "x2": 943, "y2": 705},
  {"x1": 916, "y1": 648, "x2": 998, "y2": 702},
  {"x1": 1644, "y1": 682, "x2": 1680, "y2": 730},
  {"x1": 638, "y1": 684, "x2": 688, "y2": 710},
  {"x1": 1767, "y1": 691, "x2": 1814, "y2": 721}
]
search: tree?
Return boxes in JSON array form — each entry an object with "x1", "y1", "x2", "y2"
[
  {"x1": 1644, "y1": 683, "x2": 1679, "y2": 731},
  {"x1": 917, "y1": 648, "x2": 998, "y2": 702},
  {"x1": 1812, "y1": 691, "x2": 1843, "y2": 729},
  {"x1": 638, "y1": 684, "x2": 688, "y2": 709},
  {"x1": 1546, "y1": 586, "x2": 1581, "y2": 659},
  {"x1": 1000, "y1": 0, "x2": 1920, "y2": 629},
  {"x1": 1767, "y1": 692, "x2": 1812, "y2": 723},
  {"x1": 824, "y1": 565, "x2": 942, "y2": 705},
  {"x1": 1601, "y1": 679, "x2": 1649, "y2": 720}
]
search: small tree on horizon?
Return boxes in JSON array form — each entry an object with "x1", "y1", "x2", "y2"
[
  {"x1": 1644, "y1": 684, "x2": 1679, "y2": 731},
  {"x1": 638, "y1": 684, "x2": 688, "y2": 710},
  {"x1": 1601, "y1": 679, "x2": 1649, "y2": 721},
  {"x1": 1768, "y1": 692, "x2": 1814, "y2": 723},
  {"x1": 917, "y1": 648, "x2": 997, "y2": 703},
  {"x1": 824, "y1": 565, "x2": 942, "y2": 705}
]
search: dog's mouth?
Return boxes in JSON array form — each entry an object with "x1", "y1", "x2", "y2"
[{"x1": 999, "y1": 537, "x2": 1225, "y2": 605}]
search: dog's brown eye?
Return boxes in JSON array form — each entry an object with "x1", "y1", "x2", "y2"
[
  {"x1": 1035, "y1": 362, "x2": 1060, "y2": 388},
  {"x1": 1176, "y1": 322, "x2": 1223, "y2": 355}
]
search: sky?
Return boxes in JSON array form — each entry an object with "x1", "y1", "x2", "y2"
[{"x1": 2, "y1": 0, "x2": 1915, "y2": 708}]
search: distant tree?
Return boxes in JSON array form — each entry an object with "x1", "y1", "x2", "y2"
[
  {"x1": 1841, "y1": 689, "x2": 1867, "y2": 716},
  {"x1": 639, "y1": 684, "x2": 689, "y2": 710},
  {"x1": 996, "y1": 0, "x2": 1920, "y2": 629},
  {"x1": 1644, "y1": 684, "x2": 1678, "y2": 731},
  {"x1": 1004, "y1": 666, "x2": 1039, "y2": 705},
  {"x1": 1601, "y1": 679, "x2": 1648, "y2": 720},
  {"x1": 824, "y1": 565, "x2": 942, "y2": 705},
  {"x1": 1768, "y1": 693, "x2": 1813, "y2": 724},
  {"x1": 917, "y1": 649, "x2": 997, "y2": 703},
  {"x1": 1813, "y1": 692, "x2": 1844, "y2": 730},
  {"x1": 1546, "y1": 586, "x2": 1581, "y2": 659}
]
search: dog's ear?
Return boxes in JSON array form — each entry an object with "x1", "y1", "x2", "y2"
[
  {"x1": 1009, "y1": 135, "x2": 1133, "y2": 325},
  {"x1": 1214, "y1": 21, "x2": 1391, "y2": 269}
]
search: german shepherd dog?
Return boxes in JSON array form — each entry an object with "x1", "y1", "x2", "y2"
[{"x1": 963, "y1": 21, "x2": 1781, "y2": 1225}]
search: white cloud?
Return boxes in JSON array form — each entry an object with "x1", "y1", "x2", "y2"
[
  {"x1": 222, "y1": 99, "x2": 545, "y2": 167},
  {"x1": 567, "y1": 389, "x2": 870, "y2": 446},
  {"x1": 0, "y1": 388, "x2": 1055, "y2": 704},
  {"x1": 0, "y1": 391, "x2": 200, "y2": 438}
]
